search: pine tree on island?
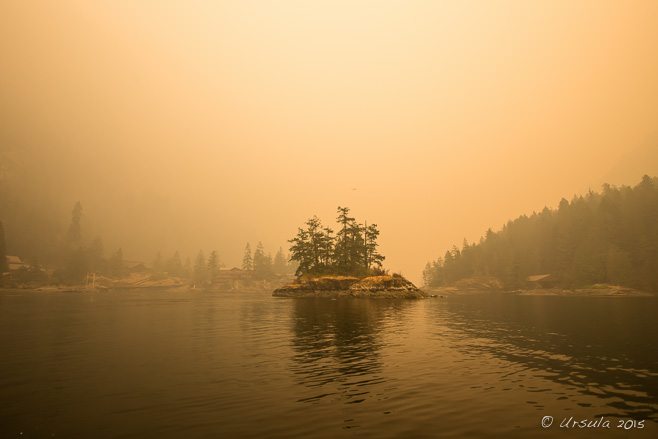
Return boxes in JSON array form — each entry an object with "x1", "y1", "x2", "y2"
[{"x1": 288, "y1": 206, "x2": 385, "y2": 278}]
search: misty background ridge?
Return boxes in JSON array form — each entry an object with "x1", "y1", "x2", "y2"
[
  {"x1": 1, "y1": 146, "x2": 656, "y2": 289},
  {"x1": 424, "y1": 175, "x2": 658, "y2": 292}
]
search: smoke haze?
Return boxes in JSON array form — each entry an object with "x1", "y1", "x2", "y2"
[{"x1": 2, "y1": 1, "x2": 658, "y2": 282}]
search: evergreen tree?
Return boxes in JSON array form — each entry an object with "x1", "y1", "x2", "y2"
[
  {"x1": 335, "y1": 206, "x2": 355, "y2": 272},
  {"x1": 432, "y1": 257, "x2": 444, "y2": 286},
  {"x1": 422, "y1": 262, "x2": 432, "y2": 286},
  {"x1": 207, "y1": 250, "x2": 219, "y2": 282},
  {"x1": 61, "y1": 202, "x2": 88, "y2": 282},
  {"x1": 253, "y1": 242, "x2": 272, "y2": 279},
  {"x1": 364, "y1": 223, "x2": 384, "y2": 269},
  {"x1": 273, "y1": 247, "x2": 287, "y2": 275},
  {"x1": 346, "y1": 221, "x2": 366, "y2": 274},
  {"x1": 305, "y1": 216, "x2": 333, "y2": 270},
  {"x1": 319, "y1": 227, "x2": 335, "y2": 266},
  {"x1": 194, "y1": 250, "x2": 208, "y2": 285},
  {"x1": 289, "y1": 228, "x2": 311, "y2": 276},
  {"x1": 242, "y1": 243, "x2": 253, "y2": 271},
  {"x1": 66, "y1": 202, "x2": 83, "y2": 247}
]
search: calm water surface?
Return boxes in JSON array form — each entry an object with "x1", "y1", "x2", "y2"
[{"x1": 0, "y1": 290, "x2": 656, "y2": 438}]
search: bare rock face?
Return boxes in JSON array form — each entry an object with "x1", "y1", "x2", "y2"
[{"x1": 272, "y1": 275, "x2": 432, "y2": 299}]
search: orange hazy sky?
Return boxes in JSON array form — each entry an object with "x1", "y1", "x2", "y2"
[{"x1": 2, "y1": 1, "x2": 658, "y2": 281}]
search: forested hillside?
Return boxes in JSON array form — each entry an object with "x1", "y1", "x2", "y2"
[{"x1": 423, "y1": 175, "x2": 658, "y2": 292}]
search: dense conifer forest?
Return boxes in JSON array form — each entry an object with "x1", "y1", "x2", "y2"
[{"x1": 423, "y1": 176, "x2": 658, "y2": 292}]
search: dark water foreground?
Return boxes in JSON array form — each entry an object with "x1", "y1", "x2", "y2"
[{"x1": 0, "y1": 290, "x2": 656, "y2": 438}]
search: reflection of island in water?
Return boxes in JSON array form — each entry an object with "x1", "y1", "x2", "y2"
[
  {"x1": 289, "y1": 299, "x2": 412, "y2": 405},
  {"x1": 435, "y1": 296, "x2": 658, "y2": 422}
]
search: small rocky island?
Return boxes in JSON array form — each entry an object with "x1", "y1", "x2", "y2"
[
  {"x1": 275, "y1": 207, "x2": 432, "y2": 298},
  {"x1": 273, "y1": 274, "x2": 432, "y2": 299}
]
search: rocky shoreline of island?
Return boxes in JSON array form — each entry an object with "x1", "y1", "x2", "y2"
[
  {"x1": 272, "y1": 274, "x2": 434, "y2": 299},
  {"x1": 3, "y1": 278, "x2": 653, "y2": 298}
]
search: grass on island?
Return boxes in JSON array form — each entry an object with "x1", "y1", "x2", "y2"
[{"x1": 290, "y1": 272, "x2": 415, "y2": 290}]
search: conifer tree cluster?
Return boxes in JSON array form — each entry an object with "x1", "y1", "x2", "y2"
[
  {"x1": 51, "y1": 202, "x2": 126, "y2": 284},
  {"x1": 180, "y1": 249, "x2": 224, "y2": 285},
  {"x1": 289, "y1": 206, "x2": 384, "y2": 277},
  {"x1": 423, "y1": 176, "x2": 658, "y2": 292},
  {"x1": 241, "y1": 242, "x2": 294, "y2": 279},
  {"x1": 153, "y1": 250, "x2": 190, "y2": 279}
]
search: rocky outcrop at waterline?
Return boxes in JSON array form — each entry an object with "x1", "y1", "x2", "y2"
[{"x1": 272, "y1": 275, "x2": 433, "y2": 298}]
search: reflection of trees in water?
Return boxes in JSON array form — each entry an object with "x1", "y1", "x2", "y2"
[
  {"x1": 439, "y1": 296, "x2": 658, "y2": 421},
  {"x1": 289, "y1": 299, "x2": 410, "y2": 404}
]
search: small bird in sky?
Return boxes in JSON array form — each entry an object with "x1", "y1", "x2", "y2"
[{"x1": 352, "y1": 188, "x2": 357, "y2": 191}]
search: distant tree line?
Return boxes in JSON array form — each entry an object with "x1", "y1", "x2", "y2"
[
  {"x1": 423, "y1": 175, "x2": 658, "y2": 292},
  {"x1": 0, "y1": 200, "x2": 221, "y2": 286},
  {"x1": 1, "y1": 197, "x2": 296, "y2": 287},
  {"x1": 242, "y1": 242, "x2": 296, "y2": 280},
  {"x1": 0, "y1": 201, "x2": 128, "y2": 285},
  {"x1": 151, "y1": 249, "x2": 224, "y2": 286},
  {"x1": 288, "y1": 206, "x2": 385, "y2": 277}
]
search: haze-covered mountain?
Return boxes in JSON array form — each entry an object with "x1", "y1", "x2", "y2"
[{"x1": 423, "y1": 175, "x2": 658, "y2": 292}]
